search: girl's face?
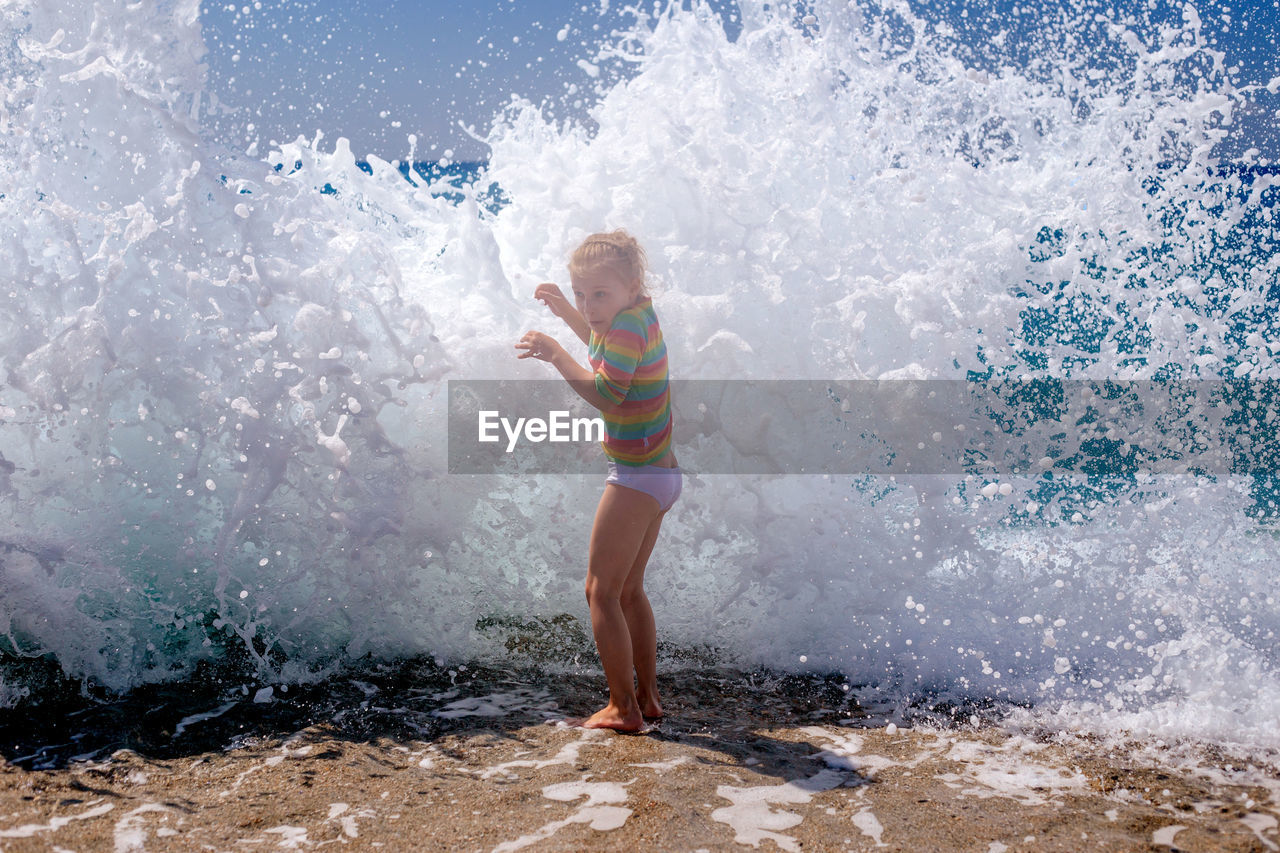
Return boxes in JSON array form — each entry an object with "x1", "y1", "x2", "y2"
[{"x1": 572, "y1": 267, "x2": 641, "y2": 335}]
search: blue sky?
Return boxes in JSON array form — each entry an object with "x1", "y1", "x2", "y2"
[{"x1": 199, "y1": 0, "x2": 1278, "y2": 163}]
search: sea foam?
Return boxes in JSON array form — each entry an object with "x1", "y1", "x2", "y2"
[{"x1": 0, "y1": 0, "x2": 1276, "y2": 758}]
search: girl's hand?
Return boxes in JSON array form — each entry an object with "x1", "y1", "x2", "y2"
[
  {"x1": 534, "y1": 282, "x2": 574, "y2": 319},
  {"x1": 515, "y1": 331, "x2": 561, "y2": 362}
]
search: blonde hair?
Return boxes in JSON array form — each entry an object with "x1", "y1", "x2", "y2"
[{"x1": 568, "y1": 229, "x2": 648, "y2": 294}]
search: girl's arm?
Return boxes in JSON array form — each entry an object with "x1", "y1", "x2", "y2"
[
  {"x1": 563, "y1": 311, "x2": 591, "y2": 347},
  {"x1": 548, "y1": 347, "x2": 615, "y2": 411},
  {"x1": 516, "y1": 333, "x2": 617, "y2": 412},
  {"x1": 534, "y1": 283, "x2": 591, "y2": 346}
]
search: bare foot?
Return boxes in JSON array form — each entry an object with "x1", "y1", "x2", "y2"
[
  {"x1": 638, "y1": 694, "x2": 664, "y2": 720},
  {"x1": 581, "y1": 703, "x2": 645, "y2": 733}
]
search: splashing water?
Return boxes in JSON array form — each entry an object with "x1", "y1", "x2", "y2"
[{"x1": 1, "y1": 0, "x2": 1277, "y2": 758}]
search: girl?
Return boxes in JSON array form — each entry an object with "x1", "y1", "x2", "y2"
[{"x1": 515, "y1": 230, "x2": 681, "y2": 733}]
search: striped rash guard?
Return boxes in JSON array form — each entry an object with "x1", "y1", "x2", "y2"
[{"x1": 588, "y1": 296, "x2": 673, "y2": 466}]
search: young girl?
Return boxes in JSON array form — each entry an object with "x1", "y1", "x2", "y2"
[{"x1": 515, "y1": 230, "x2": 681, "y2": 733}]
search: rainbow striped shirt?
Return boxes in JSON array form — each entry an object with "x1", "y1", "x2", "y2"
[{"x1": 588, "y1": 297, "x2": 673, "y2": 466}]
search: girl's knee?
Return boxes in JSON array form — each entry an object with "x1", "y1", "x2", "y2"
[
  {"x1": 619, "y1": 584, "x2": 647, "y2": 609},
  {"x1": 585, "y1": 576, "x2": 620, "y2": 606}
]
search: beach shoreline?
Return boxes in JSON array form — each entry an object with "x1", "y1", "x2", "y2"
[{"x1": 1, "y1": 663, "x2": 1277, "y2": 851}]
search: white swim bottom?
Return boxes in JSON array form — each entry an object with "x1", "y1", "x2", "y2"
[{"x1": 605, "y1": 460, "x2": 683, "y2": 512}]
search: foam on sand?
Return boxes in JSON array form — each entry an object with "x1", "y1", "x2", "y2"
[
  {"x1": 850, "y1": 800, "x2": 888, "y2": 848},
  {"x1": 113, "y1": 803, "x2": 176, "y2": 852},
  {"x1": 938, "y1": 738, "x2": 1089, "y2": 806},
  {"x1": 480, "y1": 729, "x2": 609, "y2": 781},
  {"x1": 711, "y1": 768, "x2": 849, "y2": 852},
  {"x1": 0, "y1": 802, "x2": 115, "y2": 840},
  {"x1": 493, "y1": 780, "x2": 633, "y2": 852}
]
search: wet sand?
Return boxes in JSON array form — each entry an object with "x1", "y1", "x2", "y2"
[{"x1": 1, "y1": 662, "x2": 1277, "y2": 851}]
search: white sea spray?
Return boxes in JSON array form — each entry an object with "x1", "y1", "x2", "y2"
[{"x1": 0, "y1": 0, "x2": 1276, "y2": 759}]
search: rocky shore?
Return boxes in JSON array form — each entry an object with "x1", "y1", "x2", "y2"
[{"x1": 1, "y1": 662, "x2": 1276, "y2": 851}]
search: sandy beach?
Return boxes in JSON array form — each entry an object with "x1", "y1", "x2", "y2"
[{"x1": 0, "y1": 662, "x2": 1276, "y2": 851}]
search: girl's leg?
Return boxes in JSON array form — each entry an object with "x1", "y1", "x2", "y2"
[
  {"x1": 620, "y1": 512, "x2": 666, "y2": 719},
  {"x1": 582, "y1": 484, "x2": 662, "y2": 731}
]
